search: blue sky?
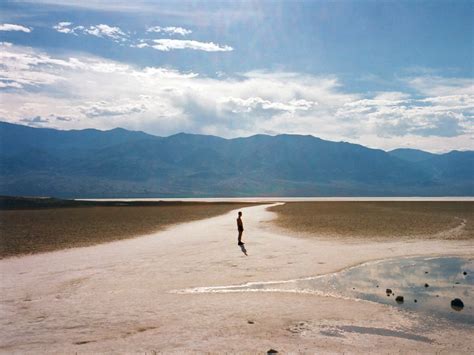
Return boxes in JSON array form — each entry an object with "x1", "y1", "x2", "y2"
[{"x1": 0, "y1": 0, "x2": 472, "y2": 152}]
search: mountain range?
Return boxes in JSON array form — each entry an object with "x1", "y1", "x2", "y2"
[{"x1": 0, "y1": 121, "x2": 472, "y2": 197}]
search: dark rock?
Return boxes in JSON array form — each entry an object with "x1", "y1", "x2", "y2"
[
  {"x1": 395, "y1": 296, "x2": 404, "y2": 304},
  {"x1": 248, "y1": 320, "x2": 255, "y2": 324},
  {"x1": 424, "y1": 271, "x2": 428, "y2": 274},
  {"x1": 376, "y1": 285, "x2": 379, "y2": 288},
  {"x1": 386, "y1": 289, "x2": 392, "y2": 295},
  {"x1": 414, "y1": 299, "x2": 417, "y2": 303},
  {"x1": 451, "y1": 298, "x2": 464, "y2": 311},
  {"x1": 267, "y1": 349, "x2": 278, "y2": 354},
  {"x1": 455, "y1": 282, "x2": 460, "y2": 284},
  {"x1": 463, "y1": 271, "x2": 467, "y2": 275},
  {"x1": 424, "y1": 283, "x2": 429, "y2": 288}
]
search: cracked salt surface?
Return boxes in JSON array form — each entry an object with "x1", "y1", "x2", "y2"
[{"x1": 176, "y1": 256, "x2": 473, "y2": 325}]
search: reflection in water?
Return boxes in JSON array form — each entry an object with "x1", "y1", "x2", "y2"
[
  {"x1": 297, "y1": 256, "x2": 473, "y2": 325},
  {"x1": 180, "y1": 257, "x2": 473, "y2": 325}
]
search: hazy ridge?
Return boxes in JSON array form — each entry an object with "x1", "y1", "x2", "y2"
[{"x1": 0, "y1": 122, "x2": 472, "y2": 198}]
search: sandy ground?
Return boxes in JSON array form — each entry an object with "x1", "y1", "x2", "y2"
[
  {"x1": 0, "y1": 203, "x2": 254, "y2": 257},
  {"x1": 1, "y1": 203, "x2": 473, "y2": 353}
]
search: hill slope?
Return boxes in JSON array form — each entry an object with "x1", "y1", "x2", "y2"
[{"x1": 0, "y1": 122, "x2": 472, "y2": 197}]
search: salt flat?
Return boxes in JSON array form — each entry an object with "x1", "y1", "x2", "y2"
[{"x1": 1, "y1": 203, "x2": 473, "y2": 353}]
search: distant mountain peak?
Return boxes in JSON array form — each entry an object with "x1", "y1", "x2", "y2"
[{"x1": 0, "y1": 121, "x2": 472, "y2": 198}]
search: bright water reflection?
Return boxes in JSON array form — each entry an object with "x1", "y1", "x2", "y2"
[
  {"x1": 184, "y1": 257, "x2": 473, "y2": 325},
  {"x1": 78, "y1": 197, "x2": 474, "y2": 202},
  {"x1": 296, "y1": 256, "x2": 473, "y2": 325}
]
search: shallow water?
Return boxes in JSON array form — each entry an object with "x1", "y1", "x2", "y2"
[
  {"x1": 78, "y1": 197, "x2": 474, "y2": 202},
  {"x1": 303, "y1": 256, "x2": 473, "y2": 325},
  {"x1": 182, "y1": 256, "x2": 473, "y2": 325}
]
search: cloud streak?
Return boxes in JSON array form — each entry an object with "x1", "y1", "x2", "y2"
[
  {"x1": 0, "y1": 43, "x2": 472, "y2": 152},
  {"x1": 84, "y1": 24, "x2": 127, "y2": 41},
  {"x1": 52, "y1": 22, "x2": 232, "y2": 51},
  {"x1": 52, "y1": 22, "x2": 73, "y2": 33},
  {"x1": 0, "y1": 23, "x2": 31, "y2": 32},
  {"x1": 53, "y1": 22, "x2": 128, "y2": 41},
  {"x1": 146, "y1": 26, "x2": 192, "y2": 36},
  {"x1": 138, "y1": 39, "x2": 233, "y2": 52}
]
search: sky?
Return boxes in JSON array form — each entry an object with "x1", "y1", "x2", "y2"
[{"x1": 0, "y1": 0, "x2": 472, "y2": 152}]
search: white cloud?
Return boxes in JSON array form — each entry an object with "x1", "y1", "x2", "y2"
[
  {"x1": 406, "y1": 76, "x2": 474, "y2": 96},
  {"x1": 84, "y1": 24, "x2": 127, "y2": 41},
  {"x1": 221, "y1": 97, "x2": 316, "y2": 114},
  {"x1": 146, "y1": 26, "x2": 192, "y2": 36},
  {"x1": 132, "y1": 42, "x2": 149, "y2": 49},
  {"x1": 149, "y1": 39, "x2": 233, "y2": 52},
  {"x1": 0, "y1": 43, "x2": 472, "y2": 152},
  {"x1": 80, "y1": 101, "x2": 147, "y2": 117},
  {"x1": 52, "y1": 22, "x2": 232, "y2": 51},
  {"x1": 0, "y1": 23, "x2": 31, "y2": 32},
  {"x1": 52, "y1": 22, "x2": 127, "y2": 42},
  {"x1": 335, "y1": 89, "x2": 473, "y2": 140},
  {"x1": 53, "y1": 22, "x2": 74, "y2": 34}
]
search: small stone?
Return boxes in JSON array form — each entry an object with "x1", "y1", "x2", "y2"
[
  {"x1": 463, "y1": 271, "x2": 467, "y2": 275},
  {"x1": 451, "y1": 298, "x2": 464, "y2": 311},
  {"x1": 455, "y1": 282, "x2": 460, "y2": 284},
  {"x1": 424, "y1": 271, "x2": 428, "y2": 274},
  {"x1": 352, "y1": 287, "x2": 355, "y2": 290},
  {"x1": 267, "y1": 349, "x2": 278, "y2": 354},
  {"x1": 414, "y1": 299, "x2": 417, "y2": 303},
  {"x1": 386, "y1": 288, "x2": 392, "y2": 295},
  {"x1": 248, "y1": 320, "x2": 254, "y2": 324},
  {"x1": 376, "y1": 285, "x2": 379, "y2": 288},
  {"x1": 424, "y1": 283, "x2": 429, "y2": 288},
  {"x1": 395, "y1": 296, "x2": 404, "y2": 304}
]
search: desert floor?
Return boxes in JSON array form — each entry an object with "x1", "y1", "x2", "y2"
[
  {"x1": 0, "y1": 202, "x2": 254, "y2": 257},
  {"x1": 1, "y1": 203, "x2": 473, "y2": 353}
]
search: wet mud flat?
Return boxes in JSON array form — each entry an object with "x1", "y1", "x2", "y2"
[
  {"x1": 268, "y1": 201, "x2": 474, "y2": 240},
  {"x1": 180, "y1": 256, "x2": 473, "y2": 325}
]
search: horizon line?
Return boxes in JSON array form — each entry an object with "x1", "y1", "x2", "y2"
[{"x1": 2, "y1": 120, "x2": 472, "y2": 155}]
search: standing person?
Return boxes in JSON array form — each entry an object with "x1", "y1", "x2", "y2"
[{"x1": 237, "y1": 211, "x2": 244, "y2": 245}]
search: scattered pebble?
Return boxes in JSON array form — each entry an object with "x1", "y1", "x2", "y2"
[
  {"x1": 395, "y1": 296, "x2": 404, "y2": 304},
  {"x1": 424, "y1": 271, "x2": 429, "y2": 274},
  {"x1": 414, "y1": 299, "x2": 417, "y2": 303},
  {"x1": 248, "y1": 320, "x2": 255, "y2": 324},
  {"x1": 455, "y1": 282, "x2": 460, "y2": 284},
  {"x1": 463, "y1": 271, "x2": 467, "y2": 275},
  {"x1": 424, "y1": 283, "x2": 429, "y2": 288},
  {"x1": 386, "y1": 289, "x2": 392, "y2": 295},
  {"x1": 267, "y1": 349, "x2": 278, "y2": 354},
  {"x1": 451, "y1": 298, "x2": 464, "y2": 311}
]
